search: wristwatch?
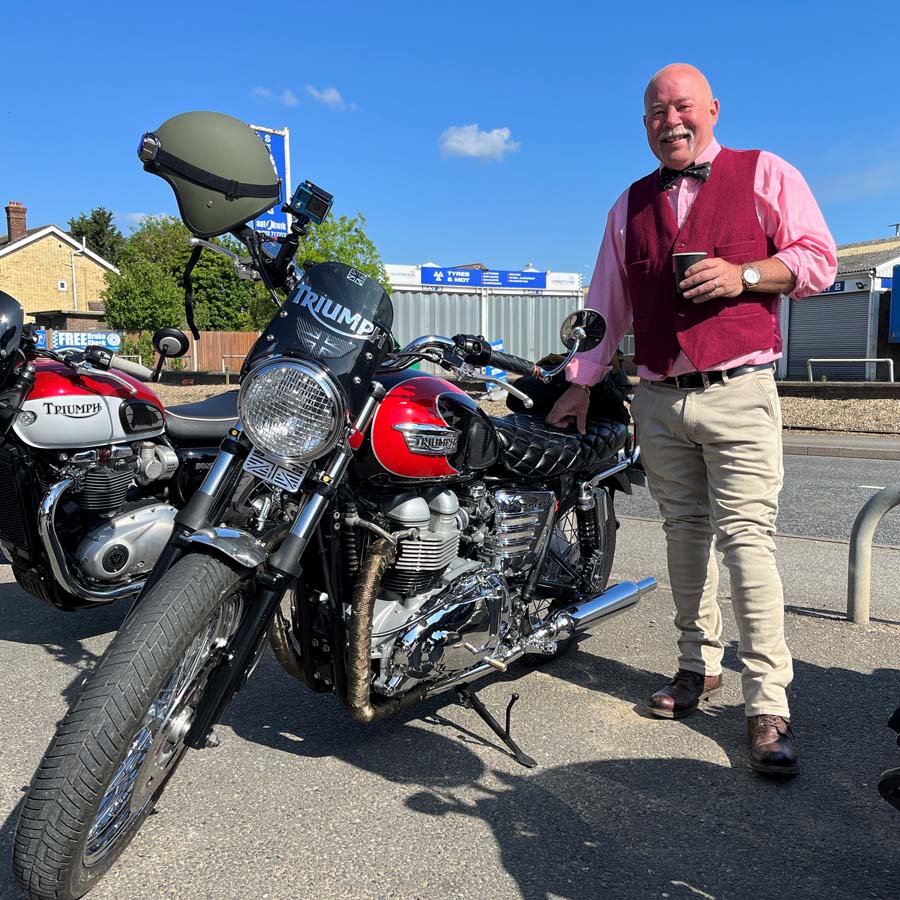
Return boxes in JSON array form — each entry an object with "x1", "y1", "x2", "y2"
[
  {"x1": 571, "y1": 382, "x2": 591, "y2": 393},
  {"x1": 741, "y1": 264, "x2": 762, "y2": 290}
]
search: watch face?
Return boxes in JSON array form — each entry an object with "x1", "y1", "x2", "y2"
[{"x1": 743, "y1": 266, "x2": 761, "y2": 285}]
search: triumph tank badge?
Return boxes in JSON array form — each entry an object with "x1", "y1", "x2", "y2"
[
  {"x1": 41, "y1": 400, "x2": 103, "y2": 418},
  {"x1": 292, "y1": 286, "x2": 376, "y2": 340},
  {"x1": 392, "y1": 422, "x2": 460, "y2": 456}
]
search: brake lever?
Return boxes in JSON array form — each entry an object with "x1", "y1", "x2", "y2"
[
  {"x1": 188, "y1": 237, "x2": 258, "y2": 281},
  {"x1": 454, "y1": 363, "x2": 534, "y2": 409}
]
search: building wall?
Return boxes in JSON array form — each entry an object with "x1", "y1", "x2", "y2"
[{"x1": 0, "y1": 234, "x2": 111, "y2": 319}]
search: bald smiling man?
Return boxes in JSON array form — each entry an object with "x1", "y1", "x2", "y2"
[{"x1": 548, "y1": 63, "x2": 837, "y2": 776}]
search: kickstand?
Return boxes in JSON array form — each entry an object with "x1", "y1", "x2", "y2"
[{"x1": 456, "y1": 685, "x2": 537, "y2": 768}]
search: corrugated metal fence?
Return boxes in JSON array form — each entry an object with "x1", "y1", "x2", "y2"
[{"x1": 390, "y1": 291, "x2": 582, "y2": 360}]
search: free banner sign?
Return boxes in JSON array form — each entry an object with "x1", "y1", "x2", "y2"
[{"x1": 52, "y1": 331, "x2": 122, "y2": 352}]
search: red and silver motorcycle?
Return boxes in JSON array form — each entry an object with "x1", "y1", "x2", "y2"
[
  {"x1": 13, "y1": 180, "x2": 656, "y2": 899},
  {"x1": 0, "y1": 298, "x2": 238, "y2": 610}
]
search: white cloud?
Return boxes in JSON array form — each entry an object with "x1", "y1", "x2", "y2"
[
  {"x1": 115, "y1": 212, "x2": 156, "y2": 231},
  {"x1": 306, "y1": 85, "x2": 347, "y2": 111},
  {"x1": 252, "y1": 85, "x2": 300, "y2": 107},
  {"x1": 439, "y1": 124, "x2": 521, "y2": 162}
]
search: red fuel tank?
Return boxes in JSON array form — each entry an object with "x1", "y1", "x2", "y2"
[
  {"x1": 353, "y1": 373, "x2": 499, "y2": 483},
  {"x1": 12, "y1": 359, "x2": 166, "y2": 449}
]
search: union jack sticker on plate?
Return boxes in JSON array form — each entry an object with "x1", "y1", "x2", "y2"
[{"x1": 243, "y1": 450, "x2": 305, "y2": 493}]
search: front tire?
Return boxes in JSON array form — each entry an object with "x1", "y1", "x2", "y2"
[{"x1": 13, "y1": 554, "x2": 248, "y2": 900}]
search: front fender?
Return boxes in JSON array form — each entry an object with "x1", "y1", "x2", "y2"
[{"x1": 185, "y1": 527, "x2": 268, "y2": 571}]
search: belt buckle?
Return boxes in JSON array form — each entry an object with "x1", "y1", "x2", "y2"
[{"x1": 700, "y1": 371, "x2": 711, "y2": 388}]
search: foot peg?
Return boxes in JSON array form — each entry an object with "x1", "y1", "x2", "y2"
[{"x1": 456, "y1": 685, "x2": 537, "y2": 768}]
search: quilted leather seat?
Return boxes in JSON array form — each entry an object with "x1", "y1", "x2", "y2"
[{"x1": 490, "y1": 414, "x2": 627, "y2": 479}]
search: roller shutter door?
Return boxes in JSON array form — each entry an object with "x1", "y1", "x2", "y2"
[{"x1": 786, "y1": 291, "x2": 869, "y2": 380}]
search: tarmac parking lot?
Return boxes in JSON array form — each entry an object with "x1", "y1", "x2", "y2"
[{"x1": 2, "y1": 453, "x2": 900, "y2": 900}]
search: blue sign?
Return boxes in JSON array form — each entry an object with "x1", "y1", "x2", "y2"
[
  {"x1": 52, "y1": 331, "x2": 122, "y2": 352},
  {"x1": 252, "y1": 128, "x2": 288, "y2": 239},
  {"x1": 421, "y1": 267, "x2": 482, "y2": 287},
  {"x1": 420, "y1": 267, "x2": 548, "y2": 289},
  {"x1": 822, "y1": 281, "x2": 845, "y2": 294},
  {"x1": 483, "y1": 269, "x2": 547, "y2": 289},
  {"x1": 34, "y1": 329, "x2": 47, "y2": 349},
  {"x1": 890, "y1": 265, "x2": 900, "y2": 343}
]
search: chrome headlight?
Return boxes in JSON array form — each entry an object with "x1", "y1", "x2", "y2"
[{"x1": 238, "y1": 360, "x2": 344, "y2": 464}]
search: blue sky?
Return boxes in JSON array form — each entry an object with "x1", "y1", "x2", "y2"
[{"x1": 3, "y1": 1, "x2": 899, "y2": 278}]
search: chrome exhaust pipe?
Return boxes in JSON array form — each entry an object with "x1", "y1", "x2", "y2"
[
  {"x1": 532, "y1": 577, "x2": 657, "y2": 642},
  {"x1": 427, "y1": 578, "x2": 657, "y2": 697}
]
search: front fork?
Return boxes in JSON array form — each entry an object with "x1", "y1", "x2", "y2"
[{"x1": 177, "y1": 386, "x2": 384, "y2": 750}]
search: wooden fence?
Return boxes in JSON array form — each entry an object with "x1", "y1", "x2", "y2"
[{"x1": 181, "y1": 331, "x2": 260, "y2": 372}]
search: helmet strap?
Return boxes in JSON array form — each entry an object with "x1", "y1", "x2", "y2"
[
  {"x1": 147, "y1": 146, "x2": 279, "y2": 202},
  {"x1": 180, "y1": 245, "x2": 203, "y2": 341}
]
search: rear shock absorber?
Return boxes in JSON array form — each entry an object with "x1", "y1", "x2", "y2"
[{"x1": 576, "y1": 482, "x2": 599, "y2": 558}]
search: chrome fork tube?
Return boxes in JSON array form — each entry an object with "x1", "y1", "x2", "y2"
[{"x1": 268, "y1": 449, "x2": 352, "y2": 578}]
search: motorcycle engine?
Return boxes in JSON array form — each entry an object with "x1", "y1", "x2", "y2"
[
  {"x1": 48, "y1": 441, "x2": 179, "y2": 584},
  {"x1": 369, "y1": 486, "x2": 556, "y2": 695}
]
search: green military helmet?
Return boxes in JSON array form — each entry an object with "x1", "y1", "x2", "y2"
[{"x1": 138, "y1": 111, "x2": 281, "y2": 238}]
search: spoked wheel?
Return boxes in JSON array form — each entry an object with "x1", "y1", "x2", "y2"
[
  {"x1": 13, "y1": 554, "x2": 249, "y2": 900},
  {"x1": 523, "y1": 488, "x2": 617, "y2": 663}
]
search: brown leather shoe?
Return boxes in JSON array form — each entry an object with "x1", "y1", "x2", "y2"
[
  {"x1": 747, "y1": 715, "x2": 799, "y2": 776},
  {"x1": 647, "y1": 669, "x2": 723, "y2": 719}
]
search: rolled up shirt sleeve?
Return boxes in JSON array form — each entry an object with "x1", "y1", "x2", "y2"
[
  {"x1": 755, "y1": 151, "x2": 837, "y2": 298},
  {"x1": 566, "y1": 192, "x2": 633, "y2": 386}
]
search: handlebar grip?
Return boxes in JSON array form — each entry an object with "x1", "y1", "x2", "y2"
[
  {"x1": 488, "y1": 349, "x2": 539, "y2": 378},
  {"x1": 111, "y1": 355, "x2": 154, "y2": 382}
]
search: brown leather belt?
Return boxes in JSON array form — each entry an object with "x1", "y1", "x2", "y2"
[{"x1": 657, "y1": 362, "x2": 775, "y2": 390}]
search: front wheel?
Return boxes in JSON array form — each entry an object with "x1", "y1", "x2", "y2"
[{"x1": 13, "y1": 554, "x2": 249, "y2": 900}]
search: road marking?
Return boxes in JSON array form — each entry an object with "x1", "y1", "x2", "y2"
[{"x1": 859, "y1": 485, "x2": 886, "y2": 490}]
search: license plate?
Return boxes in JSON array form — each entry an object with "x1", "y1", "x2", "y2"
[{"x1": 243, "y1": 449, "x2": 305, "y2": 493}]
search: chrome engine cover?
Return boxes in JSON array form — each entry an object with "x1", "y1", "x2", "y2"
[
  {"x1": 375, "y1": 564, "x2": 511, "y2": 696},
  {"x1": 74, "y1": 502, "x2": 177, "y2": 582}
]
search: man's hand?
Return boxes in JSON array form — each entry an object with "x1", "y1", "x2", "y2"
[
  {"x1": 546, "y1": 384, "x2": 590, "y2": 433},
  {"x1": 679, "y1": 259, "x2": 743, "y2": 302}
]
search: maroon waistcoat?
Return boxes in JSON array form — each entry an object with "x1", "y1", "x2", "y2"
[{"x1": 625, "y1": 148, "x2": 779, "y2": 374}]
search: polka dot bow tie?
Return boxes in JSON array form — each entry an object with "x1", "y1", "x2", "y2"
[{"x1": 659, "y1": 161, "x2": 712, "y2": 191}]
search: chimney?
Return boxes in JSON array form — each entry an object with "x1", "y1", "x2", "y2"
[{"x1": 5, "y1": 201, "x2": 27, "y2": 242}]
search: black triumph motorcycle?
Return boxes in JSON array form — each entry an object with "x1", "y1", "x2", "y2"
[{"x1": 13, "y1": 127, "x2": 656, "y2": 900}]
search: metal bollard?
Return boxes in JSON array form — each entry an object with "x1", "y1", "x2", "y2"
[{"x1": 847, "y1": 485, "x2": 900, "y2": 625}]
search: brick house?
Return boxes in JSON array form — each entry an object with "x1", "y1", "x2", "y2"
[{"x1": 0, "y1": 201, "x2": 118, "y2": 321}]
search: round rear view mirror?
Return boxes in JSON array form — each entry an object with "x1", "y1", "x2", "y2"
[
  {"x1": 152, "y1": 327, "x2": 190, "y2": 358},
  {"x1": 560, "y1": 309, "x2": 606, "y2": 352}
]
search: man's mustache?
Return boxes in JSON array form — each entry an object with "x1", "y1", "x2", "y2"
[{"x1": 659, "y1": 128, "x2": 694, "y2": 143}]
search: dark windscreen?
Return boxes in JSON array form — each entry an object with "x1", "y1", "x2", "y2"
[{"x1": 242, "y1": 262, "x2": 394, "y2": 414}]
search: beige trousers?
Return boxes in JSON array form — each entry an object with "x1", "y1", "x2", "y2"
[{"x1": 630, "y1": 368, "x2": 792, "y2": 718}]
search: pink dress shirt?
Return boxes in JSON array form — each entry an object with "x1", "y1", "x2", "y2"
[{"x1": 567, "y1": 139, "x2": 838, "y2": 384}]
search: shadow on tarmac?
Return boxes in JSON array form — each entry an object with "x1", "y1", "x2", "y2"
[
  {"x1": 215, "y1": 639, "x2": 900, "y2": 900},
  {"x1": 4, "y1": 574, "x2": 900, "y2": 900}
]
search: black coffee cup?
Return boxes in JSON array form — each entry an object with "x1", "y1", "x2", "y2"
[{"x1": 673, "y1": 252, "x2": 707, "y2": 294}]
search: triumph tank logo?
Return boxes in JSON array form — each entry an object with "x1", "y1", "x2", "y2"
[
  {"x1": 42, "y1": 400, "x2": 103, "y2": 418},
  {"x1": 292, "y1": 287, "x2": 375, "y2": 340}
]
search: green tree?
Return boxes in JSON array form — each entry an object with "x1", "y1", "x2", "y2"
[
  {"x1": 297, "y1": 212, "x2": 387, "y2": 289},
  {"x1": 104, "y1": 216, "x2": 260, "y2": 333},
  {"x1": 68, "y1": 206, "x2": 125, "y2": 266}
]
